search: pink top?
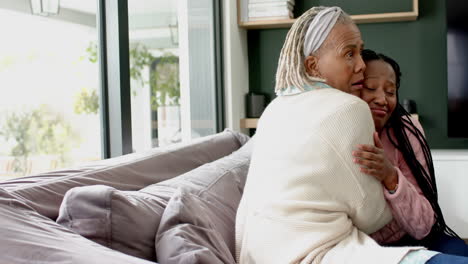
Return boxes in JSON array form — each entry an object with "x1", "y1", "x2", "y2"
[{"x1": 370, "y1": 117, "x2": 435, "y2": 244}]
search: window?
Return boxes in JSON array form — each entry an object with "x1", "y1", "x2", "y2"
[
  {"x1": 0, "y1": 2, "x2": 100, "y2": 179},
  {"x1": 0, "y1": 0, "x2": 223, "y2": 179},
  {"x1": 128, "y1": 0, "x2": 223, "y2": 152}
]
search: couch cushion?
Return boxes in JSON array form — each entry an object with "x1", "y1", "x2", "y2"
[
  {"x1": 2, "y1": 129, "x2": 248, "y2": 220},
  {"x1": 0, "y1": 188, "x2": 154, "y2": 264},
  {"x1": 57, "y1": 139, "x2": 252, "y2": 262},
  {"x1": 156, "y1": 190, "x2": 237, "y2": 264},
  {"x1": 57, "y1": 184, "x2": 171, "y2": 261}
]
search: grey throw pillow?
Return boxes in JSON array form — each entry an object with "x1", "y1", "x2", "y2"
[
  {"x1": 57, "y1": 185, "x2": 172, "y2": 260},
  {"x1": 156, "y1": 190, "x2": 237, "y2": 264},
  {"x1": 155, "y1": 140, "x2": 253, "y2": 264}
]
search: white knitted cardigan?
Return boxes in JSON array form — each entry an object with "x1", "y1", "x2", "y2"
[{"x1": 235, "y1": 88, "x2": 418, "y2": 264}]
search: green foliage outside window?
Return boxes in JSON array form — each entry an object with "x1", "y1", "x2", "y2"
[
  {"x1": 75, "y1": 42, "x2": 180, "y2": 114},
  {"x1": 150, "y1": 54, "x2": 180, "y2": 110},
  {"x1": 74, "y1": 87, "x2": 99, "y2": 115},
  {"x1": 0, "y1": 105, "x2": 78, "y2": 175}
]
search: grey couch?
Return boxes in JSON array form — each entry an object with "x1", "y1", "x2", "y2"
[{"x1": 0, "y1": 129, "x2": 251, "y2": 264}]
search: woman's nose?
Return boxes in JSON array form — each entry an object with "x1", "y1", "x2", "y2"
[
  {"x1": 356, "y1": 54, "x2": 366, "y2": 73},
  {"x1": 374, "y1": 91, "x2": 388, "y2": 105}
]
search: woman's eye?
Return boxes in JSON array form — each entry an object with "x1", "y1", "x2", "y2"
[{"x1": 363, "y1": 84, "x2": 375, "y2": 90}]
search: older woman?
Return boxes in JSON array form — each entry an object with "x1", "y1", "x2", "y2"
[{"x1": 235, "y1": 6, "x2": 421, "y2": 264}]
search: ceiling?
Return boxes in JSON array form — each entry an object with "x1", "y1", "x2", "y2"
[
  {"x1": 0, "y1": 0, "x2": 178, "y2": 48},
  {"x1": 59, "y1": 0, "x2": 177, "y2": 15}
]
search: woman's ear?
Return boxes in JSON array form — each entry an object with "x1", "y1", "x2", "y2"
[{"x1": 304, "y1": 55, "x2": 321, "y2": 78}]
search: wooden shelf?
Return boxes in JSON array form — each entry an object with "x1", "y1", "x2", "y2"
[
  {"x1": 239, "y1": 19, "x2": 296, "y2": 29},
  {"x1": 238, "y1": 0, "x2": 418, "y2": 29},
  {"x1": 240, "y1": 114, "x2": 419, "y2": 129},
  {"x1": 240, "y1": 118, "x2": 259, "y2": 129}
]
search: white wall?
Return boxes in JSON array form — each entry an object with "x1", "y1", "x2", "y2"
[
  {"x1": 433, "y1": 149, "x2": 468, "y2": 238},
  {"x1": 222, "y1": 0, "x2": 249, "y2": 133}
]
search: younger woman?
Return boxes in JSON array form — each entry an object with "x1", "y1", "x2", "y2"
[{"x1": 352, "y1": 49, "x2": 468, "y2": 257}]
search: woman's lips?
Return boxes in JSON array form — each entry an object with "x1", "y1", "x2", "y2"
[
  {"x1": 371, "y1": 108, "x2": 387, "y2": 117},
  {"x1": 351, "y1": 80, "x2": 364, "y2": 89}
]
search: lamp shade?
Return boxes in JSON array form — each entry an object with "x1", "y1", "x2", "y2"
[{"x1": 30, "y1": 0, "x2": 60, "y2": 16}]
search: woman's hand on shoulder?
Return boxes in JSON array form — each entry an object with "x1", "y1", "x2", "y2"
[{"x1": 352, "y1": 132, "x2": 398, "y2": 191}]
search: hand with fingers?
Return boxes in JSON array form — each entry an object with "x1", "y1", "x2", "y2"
[{"x1": 352, "y1": 132, "x2": 399, "y2": 192}]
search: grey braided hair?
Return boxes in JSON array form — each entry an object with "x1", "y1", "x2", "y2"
[{"x1": 274, "y1": 7, "x2": 353, "y2": 93}]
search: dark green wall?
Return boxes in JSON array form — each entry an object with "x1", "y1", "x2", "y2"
[{"x1": 248, "y1": 0, "x2": 468, "y2": 148}]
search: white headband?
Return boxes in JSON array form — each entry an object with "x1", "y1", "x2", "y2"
[{"x1": 303, "y1": 7, "x2": 342, "y2": 57}]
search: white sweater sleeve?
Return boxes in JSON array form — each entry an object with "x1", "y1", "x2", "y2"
[
  {"x1": 315, "y1": 100, "x2": 391, "y2": 233},
  {"x1": 313, "y1": 100, "x2": 418, "y2": 264}
]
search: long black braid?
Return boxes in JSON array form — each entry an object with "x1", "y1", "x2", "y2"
[{"x1": 361, "y1": 49, "x2": 459, "y2": 239}]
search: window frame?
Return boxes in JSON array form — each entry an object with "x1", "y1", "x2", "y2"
[{"x1": 98, "y1": 0, "x2": 224, "y2": 159}]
